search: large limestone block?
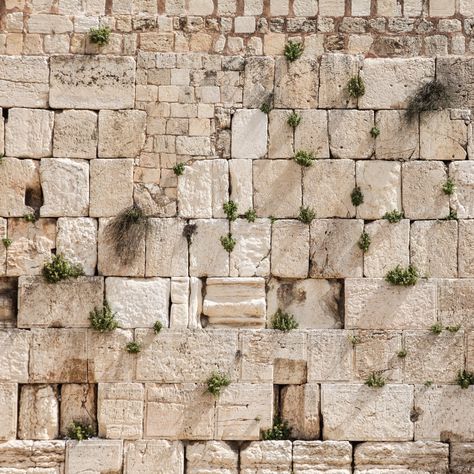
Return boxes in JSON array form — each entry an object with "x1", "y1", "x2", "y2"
[
  {"x1": 229, "y1": 160, "x2": 253, "y2": 212},
  {"x1": 272, "y1": 220, "x2": 309, "y2": 278},
  {"x1": 145, "y1": 383, "x2": 215, "y2": 440},
  {"x1": 420, "y1": 110, "x2": 467, "y2": 161},
  {"x1": 146, "y1": 218, "x2": 188, "y2": 277},
  {"x1": 57, "y1": 218, "x2": 98, "y2": 276},
  {"x1": 240, "y1": 441, "x2": 292, "y2": 473},
  {"x1": 450, "y1": 161, "x2": 474, "y2": 218},
  {"x1": 345, "y1": 279, "x2": 437, "y2": 329},
  {"x1": 243, "y1": 57, "x2": 275, "y2": 108},
  {"x1": 322, "y1": 384, "x2": 414, "y2": 441},
  {"x1": 105, "y1": 277, "x2": 169, "y2": 328},
  {"x1": 186, "y1": 441, "x2": 238, "y2": 474},
  {"x1": 136, "y1": 329, "x2": 239, "y2": 382},
  {"x1": 27, "y1": 13, "x2": 73, "y2": 33},
  {"x1": 356, "y1": 161, "x2": 402, "y2": 219},
  {"x1": 231, "y1": 109, "x2": 267, "y2": 159},
  {"x1": 0, "y1": 56, "x2": 49, "y2": 108},
  {"x1": 451, "y1": 443, "x2": 474, "y2": 474},
  {"x1": 437, "y1": 279, "x2": 474, "y2": 328},
  {"x1": 460, "y1": 220, "x2": 474, "y2": 277},
  {"x1": 303, "y1": 159, "x2": 355, "y2": 218},
  {"x1": 60, "y1": 384, "x2": 97, "y2": 437},
  {"x1": 29, "y1": 329, "x2": 87, "y2": 383},
  {"x1": 50, "y1": 55, "x2": 136, "y2": 109},
  {"x1": 0, "y1": 279, "x2": 17, "y2": 327},
  {"x1": 310, "y1": 219, "x2": 363, "y2": 278},
  {"x1": 18, "y1": 276, "x2": 104, "y2": 328},
  {"x1": 329, "y1": 110, "x2": 374, "y2": 159},
  {"x1": 5, "y1": 108, "x2": 53, "y2": 158},
  {"x1": 98, "y1": 110, "x2": 146, "y2": 158},
  {"x1": 268, "y1": 110, "x2": 294, "y2": 159},
  {"x1": 267, "y1": 278, "x2": 343, "y2": 329},
  {"x1": 178, "y1": 160, "x2": 229, "y2": 218},
  {"x1": 437, "y1": 57, "x2": 474, "y2": 108},
  {"x1": 176, "y1": 137, "x2": 212, "y2": 156},
  {"x1": 203, "y1": 277, "x2": 266, "y2": 328},
  {"x1": 294, "y1": 110, "x2": 329, "y2": 158},
  {"x1": 124, "y1": 440, "x2": 184, "y2": 474},
  {"x1": 0, "y1": 330, "x2": 30, "y2": 383},
  {"x1": 0, "y1": 440, "x2": 65, "y2": 470},
  {"x1": 53, "y1": 110, "x2": 98, "y2": 159},
  {"x1": 18, "y1": 385, "x2": 58, "y2": 440},
  {"x1": 40, "y1": 159, "x2": 89, "y2": 217},
  {"x1": 363, "y1": 220, "x2": 410, "y2": 277},
  {"x1": 293, "y1": 441, "x2": 352, "y2": 473},
  {"x1": 98, "y1": 383, "x2": 144, "y2": 439},
  {"x1": 414, "y1": 385, "x2": 474, "y2": 441},
  {"x1": 354, "y1": 441, "x2": 449, "y2": 472},
  {"x1": 0, "y1": 384, "x2": 17, "y2": 440},
  {"x1": 410, "y1": 220, "x2": 458, "y2": 278},
  {"x1": 359, "y1": 58, "x2": 435, "y2": 109},
  {"x1": 65, "y1": 440, "x2": 123, "y2": 474}
]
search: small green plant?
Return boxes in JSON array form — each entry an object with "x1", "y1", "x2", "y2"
[
  {"x1": 430, "y1": 322, "x2": 443, "y2": 335},
  {"x1": 271, "y1": 309, "x2": 298, "y2": 332},
  {"x1": 397, "y1": 349, "x2": 407, "y2": 358},
  {"x1": 206, "y1": 371, "x2": 230, "y2": 397},
  {"x1": 153, "y1": 321, "x2": 163, "y2": 334},
  {"x1": 294, "y1": 150, "x2": 314, "y2": 167},
  {"x1": 220, "y1": 233, "x2": 236, "y2": 253},
  {"x1": 89, "y1": 26, "x2": 111, "y2": 46},
  {"x1": 126, "y1": 342, "x2": 141, "y2": 354},
  {"x1": 42, "y1": 254, "x2": 84, "y2": 284},
  {"x1": 444, "y1": 209, "x2": 458, "y2": 220},
  {"x1": 298, "y1": 206, "x2": 315, "y2": 224},
  {"x1": 244, "y1": 208, "x2": 257, "y2": 223},
  {"x1": 383, "y1": 210, "x2": 404, "y2": 223},
  {"x1": 370, "y1": 126, "x2": 380, "y2": 138},
  {"x1": 457, "y1": 370, "x2": 474, "y2": 389},
  {"x1": 348, "y1": 334, "x2": 361, "y2": 346},
  {"x1": 269, "y1": 215, "x2": 277, "y2": 223},
  {"x1": 287, "y1": 111, "x2": 302, "y2": 128},
  {"x1": 406, "y1": 79, "x2": 449, "y2": 122},
  {"x1": 284, "y1": 40, "x2": 304, "y2": 61},
  {"x1": 261, "y1": 416, "x2": 291, "y2": 440},
  {"x1": 223, "y1": 200, "x2": 238, "y2": 221},
  {"x1": 385, "y1": 265, "x2": 419, "y2": 286},
  {"x1": 0, "y1": 153, "x2": 4, "y2": 163},
  {"x1": 173, "y1": 162, "x2": 185, "y2": 176},
  {"x1": 358, "y1": 231, "x2": 371, "y2": 252},
  {"x1": 424, "y1": 380, "x2": 433, "y2": 388},
  {"x1": 23, "y1": 213, "x2": 37, "y2": 223},
  {"x1": 67, "y1": 421, "x2": 95, "y2": 441},
  {"x1": 89, "y1": 301, "x2": 118, "y2": 332},
  {"x1": 2, "y1": 238, "x2": 12, "y2": 248},
  {"x1": 260, "y1": 102, "x2": 271, "y2": 114},
  {"x1": 442, "y1": 178, "x2": 455, "y2": 195},
  {"x1": 365, "y1": 371, "x2": 386, "y2": 388},
  {"x1": 351, "y1": 186, "x2": 364, "y2": 207},
  {"x1": 446, "y1": 324, "x2": 461, "y2": 333},
  {"x1": 348, "y1": 76, "x2": 365, "y2": 98}
]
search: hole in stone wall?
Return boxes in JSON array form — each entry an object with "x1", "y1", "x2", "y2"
[
  {"x1": 25, "y1": 186, "x2": 43, "y2": 218},
  {"x1": 2, "y1": 108, "x2": 8, "y2": 121}
]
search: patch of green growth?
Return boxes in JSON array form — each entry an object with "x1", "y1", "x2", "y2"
[
  {"x1": 89, "y1": 301, "x2": 118, "y2": 332},
  {"x1": 383, "y1": 210, "x2": 404, "y2": 223},
  {"x1": 0, "y1": 153, "x2": 4, "y2": 163},
  {"x1": 385, "y1": 265, "x2": 419, "y2": 286},
  {"x1": 23, "y1": 213, "x2": 37, "y2": 223},
  {"x1": 348, "y1": 334, "x2": 361, "y2": 346},
  {"x1": 397, "y1": 349, "x2": 407, "y2": 358},
  {"x1": 269, "y1": 216, "x2": 277, "y2": 223},
  {"x1": 446, "y1": 324, "x2": 461, "y2": 333},
  {"x1": 365, "y1": 371, "x2": 386, "y2": 388},
  {"x1": 261, "y1": 416, "x2": 291, "y2": 440},
  {"x1": 206, "y1": 371, "x2": 230, "y2": 397},
  {"x1": 89, "y1": 26, "x2": 111, "y2": 46},
  {"x1": 244, "y1": 208, "x2": 257, "y2": 223},
  {"x1": 444, "y1": 209, "x2": 458, "y2": 220},
  {"x1": 284, "y1": 40, "x2": 304, "y2": 62},
  {"x1": 370, "y1": 126, "x2": 380, "y2": 138},
  {"x1": 430, "y1": 322, "x2": 443, "y2": 335},
  {"x1": 424, "y1": 380, "x2": 433, "y2": 387},
  {"x1": 442, "y1": 178, "x2": 455, "y2": 195},
  {"x1": 406, "y1": 79, "x2": 449, "y2": 122},
  {"x1": 298, "y1": 206, "x2": 315, "y2": 224},
  {"x1": 271, "y1": 309, "x2": 299, "y2": 332},
  {"x1": 153, "y1": 321, "x2": 163, "y2": 334},
  {"x1": 126, "y1": 342, "x2": 141, "y2": 354},
  {"x1": 173, "y1": 162, "x2": 185, "y2": 176},
  {"x1": 358, "y1": 231, "x2": 371, "y2": 253},
  {"x1": 67, "y1": 421, "x2": 95, "y2": 441},
  {"x1": 287, "y1": 111, "x2": 302, "y2": 128},
  {"x1": 42, "y1": 254, "x2": 84, "y2": 284},
  {"x1": 220, "y1": 233, "x2": 236, "y2": 253},
  {"x1": 294, "y1": 150, "x2": 315, "y2": 167},
  {"x1": 2, "y1": 238, "x2": 12, "y2": 249},
  {"x1": 457, "y1": 370, "x2": 474, "y2": 389},
  {"x1": 223, "y1": 200, "x2": 238, "y2": 221},
  {"x1": 351, "y1": 186, "x2": 364, "y2": 207},
  {"x1": 348, "y1": 76, "x2": 365, "y2": 98},
  {"x1": 260, "y1": 102, "x2": 271, "y2": 114}
]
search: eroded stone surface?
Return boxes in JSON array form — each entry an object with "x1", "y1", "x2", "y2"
[
  {"x1": 0, "y1": 384, "x2": 18, "y2": 440},
  {"x1": 65, "y1": 440, "x2": 123, "y2": 474},
  {"x1": 231, "y1": 109, "x2": 267, "y2": 159},
  {"x1": 0, "y1": 330, "x2": 30, "y2": 383},
  {"x1": 186, "y1": 441, "x2": 238, "y2": 474},
  {"x1": 293, "y1": 440, "x2": 353, "y2": 472},
  {"x1": 240, "y1": 441, "x2": 292, "y2": 473},
  {"x1": 450, "y1": 161, "x2": 474, "y2": 218},
  {"x1": 60, "y1": 384, "x2": 97, "y2": 437},
  {"x1": 124, "y1": 440, "x2": 184, "y2": 474}
]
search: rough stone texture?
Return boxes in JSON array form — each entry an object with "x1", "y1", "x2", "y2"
[
  {"x1": 124, "y1": 440, "x2": 184, "y2": 474},
  {"x1": 268, "y1": 109, "x2": 294, "y2": 159},
  {"x1": 60, "y1": 384, "x2": 97, "y2": 437},
  {"x1": 240, "y1": 441, "x2": 292, "y2": 473},
  {"x1": 229, "y1": 160, "x2": 253, "y2": 213},
  {"x1": 294, "y1": 110, "x2": 330, "y2": 159},
  {"x1": 437, "y1": 279, "x2": 474, "y2": 328},
  {"x1": 460, "y1": 220, "x2": 474, "y2": 277},
  {"x1": 186, "y1": 441, "x2": 238, "y2": 474},
  {"x1": 0, "y1": 330, "x2": 30, "y2": 383},
  {"x1": 65, "y1": 440, "x2": 123, "y2": 474},
  {"x1": 437, "y1": 57, "x2": 474, "y2": 108},
  {"x1": 451, "y1": 443, "x2": 474, "y2": 474},
  {"x1": 293, "y1": 441, "x2": 353, "y2": 472},
  {"x1": 0, "y1": 440, "x2": 65, "y2": 470},
  {"x1": 0, "y1": 384, "x2": 18, "y2": 440},
  {"x1": 231, "y1": 109, "x2": 267, "y2": 159},
  {"x1": 243, "y1": 57, "x2": 275, "y2": 108},
  {"x1": 450, "y1": 161, "x2": 474, "y2": 219}
]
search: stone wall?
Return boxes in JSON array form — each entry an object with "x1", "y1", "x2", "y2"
[{"x1": 1, "y1": 0, "x2": 474, "y2": 472}]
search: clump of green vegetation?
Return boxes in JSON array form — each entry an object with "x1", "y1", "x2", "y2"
[
  {"x1": 446, "y1": 324, "x2": 461, "y2": 333},
  {"x1": 173, "y1": 162, "x2": 185, "y2": 176},
  {"x1": 430, "y1": 322, "x2": 443, "y2": 335},
  {"x1": 153, "y1": 321, "x2": 163, "y2": 334},
  {"x1": 443, "y1": 178, "x2": 455, "y2": 195},
  {"x1": 2, "y1": 238, "x2": 12, "y2": 249},
  {"x1": 261, "y1": 416, "x2": 291, "y2": 440},
  {"x1": 220, "y1": 233, "x2": 236, "y2": 253},
  {"x1": 126, "y1": 342, "x2": 141, "y2": 354},
  {"x1": 351, "y1": 186, "x2": 364, "y2": 207},
  {"x1": 383, "y1": 210, "x2": 404, "y2": 223},
  {"x1": 424, "y1": 380, "x2": 433, "y2": 388},
  {"x1": 284, "y1": 40, "x2": 304, "y2": 61},
  {"x1": 89, "y1": 26, "x2": 111, "y2": 46},
  {"x1": 298, "y1": 206, "x2": 315, "y2": 224},
  {"x1": 348, "y1": 76, "x2": 365, "y2": 98},
  {"x1": 348, "y1": 334, "x2": 361, "y2": 346},
  {"x1": 457, "y1": 370, "x2": 474, "y2": 389},
  {"x1": 271, "y1": 309, "x2": 299, "y2": 332},
  {"x1": 385, "y1": 265, "x2": 419, "y2": 286},
  {"x1": 445, "y1": 209, "x2": 458, "y2": 220},
  {"x1": 260, "y1": 102, "x2": 271, "y2": 114},
  {"x1": 370, "y1": 126, "x2": 380, "y2": 138},
  {"x1": 0, "y1": 153, "x2": 4, "y2": 163},
  {"x1": 89, "y1": 301, "x2": 118, "y2": 332},
  {"x1": 67, "y1": 421, "x2": 95, "y2": 441},
  {"x1": 23, "y1": 213, "x2": 37, "y2": 223},
  {"x1": 365, "y1": 371, "x2": 386, "y2": 388},
  {"x1": 42, "y1": 254, "x2": 84, "y2": 284},
  {"x1": 269, "y1": 215, "x2": 277, "y2": 223},
  {"x1": 294, "y1": 150, "x2": 315, "y2": 167},
  {"x1": 244, "y1": 208, "x2": 257, "y2": 223},
  {"x1": 406, "y1": 79, "x2": 449, "y2": 122},
  {"x1": 223, "y1": 201, "x2": 238, "y2": 221},
  {"x1": 358, "y1": 231, "x2": 371, "y2": 252},
  {"x1": 397, "y1": 349, "x2": 407, "y2": 358},
  {"x1": 206, "y1": 371, "x2": 230, "y2": 397},
  {"x1": 287, "y1": 111, "x2": 302, "y2": 128}
]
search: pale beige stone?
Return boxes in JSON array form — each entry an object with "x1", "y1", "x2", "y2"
[
  {"x1": 437, "y1": 58, "x2": 474, "y2": 108},
  {"x1": 229, "y1": 160, "x2": 253, "y2": 213},
  {"x1": 294, "y1": 110, "x2": 330, "y2": 158},
  {"x1": 0, "y1": 384, "x2": 18, "y2": 440},
  {"x1": 124, "y1": 440, "x2": 184, "y2": 474},
  {"x1": 60, "y1": 384, "x2": 96, "y2": 437},
  {"x1": 450, "y1": 161, "x2": 474, "y2": 218},
  {"x1": 231, "y1": 109, "x2": 268, "y2": 159},
  {"x1": 319, "y1": 0, "x2": 345, "y2": 15},
  {"x1": 186, "y1": 441, "x2": 238, "y2": 474},
  {"x1": 438, "y1": 279, "x2": 474, "y2": 328},
  {"x1": 0, "y1": 330, "x2": 30, "y2": 383},
  {"x1": 268, "y1": 109, "x2": 294, "y2": 159},
  {"x1": 0, "y1": 440, "x2": 65, "y2": 470},
  {"x1": 65, "y1": 440, "x2": 123, "y2": 474},
  {"x1": 243, "y1": 57, "x2": 275, "y2": 108},
  {"x1": 176, "y1": 136, "x2": 212, "y2": 156},
  {"x1": 27, "y1": 13, "x2": 73, "y2": 33},
  {"x1": 240, "y1": 441, "x2": 292, "y2": 473},
  {"x1": 451, "y1": 443, "x2": 474, "y2": 473},
  {"x1": 460, "y1": 220, "x2": 474, "y2": 277},
  {"x1": 293, "y1": 441, "x2": 353, "y2": 472},
  {"x1": 430, "y1": 0, "x2": 454, "y2": 15}
]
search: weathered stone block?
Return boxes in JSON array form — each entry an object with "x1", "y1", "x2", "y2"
[
  {"x1": 268, "y1": 109, "x2": 294, "y2": 159},
  {"x1": 60, "y1": 384, "x2": 96, "y2": 437},
  {"x1": 0, "y1": 384, "x2": 18, "y2": 440},
  {"x1": 243, "y1": 57, "x2": 275, "y2": 108},
  {"x1": 293, "y1": 441, "x2": 352, "y2": 473},
  {"x1": 229, "y1": 160, "x2": 253, "y2": 213},
  {"x1": 450, "y1": 161, "x2": 474, "y2": 219},
  {"x1": 231, "y1": 109, "x2": 267, "y2": 159},
  {"x1": 0, "y1": 440, "x2": 65, "y2": 471},
  {"x1": 460, "y1": 220, "x2": 474, "y2": 277},
  {"x1": 294, "y1": 110, "x2": 329, "y2": 159},
  {"x1": 65, "y1": 440, "x2": 123, "y2": 474},
  {"x1": 437, "y1": 57, "x2": 474, "y2": 108},
  {"x1": 240, "y1": 441, "x2": 292, "y2": 473},
  {"x1": 438, "y1": 279, "x2": 474, "y2": 328},
  {"x1": 176, "y1": 136, "x2": 212, "y2": 156},
  {"x1": 451, "y1": 443, "x2": 474, "y2": 474},
  {"x1": 0, "y1": 330, "x2": 30, "y2": 383},
  {"x1": 124, "y1": 440, "x2": 184, "y2": 474},
  {"x1": 50, "y1": 55, "x2": 136, "y2": 109},
  {"x1": 186, "y1": 441, "x2": 238, "y2": 474},
  {"x1": 0, "y1": 279, "x2": 17, "y2": 327}
]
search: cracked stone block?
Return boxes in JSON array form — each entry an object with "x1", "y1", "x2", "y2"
[
  {"x1": 186, "y1": 441, "x2": 238, "y2": 474},
  {"x1": 65, "y1": 440, "x2": 123, "y2": 474},
  {"x1": 293, "y1": 441, "x2": 353, "y2": 473},
  {"x1": 345, "y1": 279, "x2": 437, "y2": 330},
  {"x1": 98, "y1": 110, "x2": 146, "y2": 158},
  {"x1": 322, "y1": 384, "x2": 414, "y2": 441},
  {"x1": 98, "y1": 383, "x2": 144, "y2": 440},
  {"x1": 303, "y1": 159, "x2": 355, "y2": 218},
  {"x1": 50, "y1": 55, "x2": 136, "y2": 109},
  {"x1": 124, "y1": 440, "x2": 184, "y2": 474},
  {"x1": 438, "y1": 279, "x2": 474, "y2": 328},
  {"x1": 451, "y1": 443, "x2": 474, "y2": 474},
  {"x1": 240, "y1": 441, "x2": 292, "y2": 473},
  {"x1": 294, "y1": 110, "x2": 330, "y2": 159},
  {"x1": 437, "y1": 57, "x2": 474, "y2": 108},
  {"x1": 40, "y1": 159, "x2": 89, "y2": 217},
  {"x1": 18, "y1": 276, "x2": 104, "y2": 328},
  {"x1": 243, "y1": 57, "x2": 275, "y2": 108},
  {"x1": 267, "y1": 278, "x2": 343, "y2": 329},
  {"x1": 0, "y1": 330, "x2": 30, "y2": 383},
  {"x1": 229, "y1": 160, "x2": 253, "y2": 213},
  {"x1": 359, "y1": 58, "x2": 435, "y2": 109},
  {"x1": 231, "y1": 109, "x2": 267, "y2": 159},
  {"x1": 134, "y1": 182, "x2": 176, "y2": 218},
  {"x1": 460, "y1": 220, "x2": 474, "y2": 277},
  {"x1": 268, "y1": 110, "x2": 294, "y2": 159},
  {"x1": 18, "y1": 385, "x2": 59, "y2": 440},
  {"x1": 53, "y1": 110, "x2": 98, "y2": 159},
  {"x1": 176, "y1": 136, "x2": 212, "y2": 156},
  {"x1": 5, "y1": 108, "x2": 53, "y2": 158},
  {"x1": 105, "y1": 277, "x2": 170, "y2": 329},
  {"x1": 60, "y1": 384, "x2": 97, "y2": 437},
  {"x1": 410, "y1": 220, "x2": 458, "y2": 278},
  {"x1": 329, "y1": 110, "x2": 374, "y2": 159},
  {"x1": 450, "y1": 161, "x2": 474, "y2": 218},
  {"x1": 0, "y1": 440, "x2": 65, "y2": 471},
  {"x1": 0, "y1": 384, "x2": 18, "y2": 440}
]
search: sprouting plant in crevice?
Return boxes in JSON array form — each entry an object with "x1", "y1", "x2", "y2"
[
  {"x1": 153, "y1": 321, "x2": 163, "y2": 334},
  {"x1": 370, "y1": 126, "x2": 380, "y2": 138},
  {"x1": 260, "y1": 102, "x2": 271, "y2": 114},
  {"x1": 446, "y1": 324, "x2": 461, "y2": 333},
  {"x1": 383, "y1": 210, "x2": 404, "y2": 223},
  {"x1": 294, "y1": 150, "x2": 314, "y2": 167},
  {"x1": 287, "y1": 111, "x2": 302, "y2": 128},
  {"x1": 365, "y1": 371, "x2": 386, "y2": 388},
  {"x1": 348, "y1": 334, "x2": 361, "y2": 346},
  {"x1": 261, "y1": 416, "x2": 292, "y2": 440},
  {"x1": 105, "y1": 204, "x2": 148, "y2": 265},
  {"x1": 443, "y1": 178, "x2": 455, "y2": 195},
  {"x1": 183, "y1": 223, "x2": 197, "y2": 243},
  {"x1": 457, "y1": 370, "x2": 474, "y2": 389},
  {"x1": 23, "y1": 213, "x2": 37, "y2": 223},
  {"x1": 126, "y1": 341, "x2": 141, "y2": 354},
  {"x1": 89, "y1": 26, "x2": 111, "y2": 46},
  {"x1": 2, "y1": 238, "x2": 12, "y2": 249},
  {"x1": 397, "y1": 349, "x2": 407, "y2": 358},
  {"x1": 269, "y1": 215, "x2": 277, "y2": 224},
  {"x1": 0, "y1": 153, "x2": 4, "y2": 164},
  {"x1": 444, "y1": 209, "x2": 458, "y2": 220},
  {"x1": 244, "y1": 208, "x2": 257, "y2": 223},
  {"x1": 270, "y1": 309, "x2": 298, "y2": 332},
  {"x1": 348, "y1": 76, "x2": 365, "y2": 98},
  {"x1": 385, "y1": 265, "x2": 419, "y2": 286},
  {"x1": 351, "y1": 186, "x2": 364, "y2": 207},
  {"x1": 406, "y1": 79, "x2": 449, "y2": 122},
  {"x1": 298, "y1": 206, "x2": 315, "y2": 224},
  {"x1": 67, "y1": 421, "x2": 95, "y2": 441},
  {"x1": 220, "y1": 233, "x2": 236, "y2": 253},
  {"x1": 89, "y1": 301, "x2": 118, "y2": 332},
  {"x1": 173, "y1": 162, "x2": 185, "y2": 176},
  {"x1": 223, "y1": 200, "x2": 238, "y2": 221},
  {"x1": 206, "y1": 371, "x2": 230, "y2": 397},
  {"x1": 430, "y1": 322, "x2": 443, "y2": 335},
  {"x1": 42, "y1": 254, "x2": 85, "y2": 284},
  {"x1": 284, "y1": 40, "x2": 304, "y2": 61},
  {"x1": 358, "y1": 231, "x2": 371, "y2": 253},
  {"x1": 424, "y1": 380, "x2": 433, "y2": 388}
]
